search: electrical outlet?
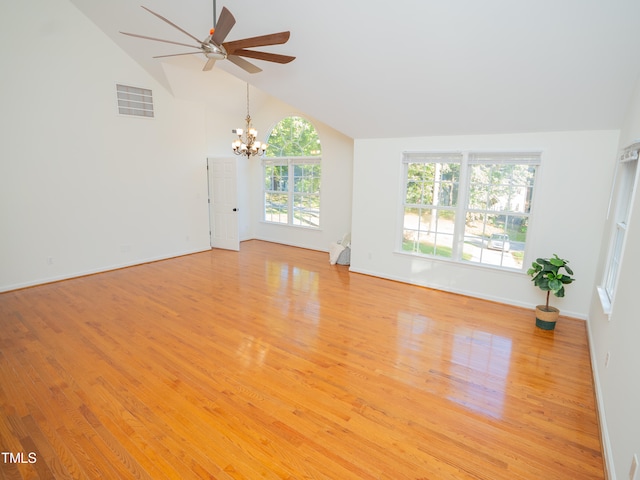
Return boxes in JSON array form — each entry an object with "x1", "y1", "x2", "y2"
[
  {"x1": 47, "y1": 257, "x2": 54, "y2": 265},
  {"x1": 605, "y1": 352, "x2": 611, "y2": 368},
  {"x1": 630, "y1": 454, "x2": 638, "y2": 480}
]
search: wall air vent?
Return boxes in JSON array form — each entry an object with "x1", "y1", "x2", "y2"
[{"x1": 116, "y1": 84, "x2": 154, "y2": 118}]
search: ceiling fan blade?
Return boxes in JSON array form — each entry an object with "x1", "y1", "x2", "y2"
[
  {"x1": 233, "y1": 49, "x2": 296, "y2": 64},
  {"x1": 203, "y1": 58, "x2": 217, "y2": 71},
  {"x1": 211, "y1": 7, "x2": 236, "y2": 45},
  {"x1": 227, "y1": 55, "x2": 262, "y2": 74},
  {"x1": 141, "y1": 6, "x2": 203, "y2": 45},
  {"x1": 153, "y1": 52, "x2": 203, "y2": 58},
  {"x1": 120, "y1": 32, "x2": 201, "y2": 50},
  {"x1": 223, "y1": 32, "x2": 290, "y2": 53}
]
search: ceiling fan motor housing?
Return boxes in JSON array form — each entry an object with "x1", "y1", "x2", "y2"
[
  {"x1": 120, "y1": 6, "x2": 294, "y2": 73},
  {"x1": 204, "y1": 43, "x2": 227, "y2": 60}
]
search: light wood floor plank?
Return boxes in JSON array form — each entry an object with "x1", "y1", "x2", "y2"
[{"x1": 0, "y1": 240, "x2": 604, "y2": 479}]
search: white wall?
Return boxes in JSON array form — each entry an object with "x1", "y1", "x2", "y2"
[
  {"x1": 0, "y1": 0, "x2": 211, "y2": 291},
  {"x1": 1, "y1": 1, "x2": 638, "y2": 476},
  {"x1": 247, "y1": 97, "x2": 354, "y2": 252},
  {"x1": 351, "y1": 131, "x2": 619, "y2": 318},
  {"x1": 588, "y1": 76, "x2": 640, "y2": 479},
  {"x1": 0, "y1": 0, "x2": 354, "y2": 292}
]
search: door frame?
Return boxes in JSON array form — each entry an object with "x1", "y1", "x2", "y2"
[{"x1": 207, "y1": 157, "x2": 240, "y2": 251}]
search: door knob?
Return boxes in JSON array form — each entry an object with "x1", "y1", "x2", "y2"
[{"x1": 233, "y1": 208, "x2": 238, "y2": 212}]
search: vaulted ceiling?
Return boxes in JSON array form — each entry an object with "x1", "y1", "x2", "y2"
[{"x1": 70, "y1": 0, "x2": 640, "y2": 139}]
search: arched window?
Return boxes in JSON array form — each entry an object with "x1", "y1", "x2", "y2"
[{"x1": 263, "y1": 116, "x2": 322, "y2": 227}]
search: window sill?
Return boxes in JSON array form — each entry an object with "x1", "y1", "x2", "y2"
[
  {"x1": 393, "y1": 249, "x2": 526, "y2": 274},
  {"x1": 260, "y1": 220, "x2": 321, "y2": 231},
  {"x1": 596, "y1": 286, "x2": 612, "y2": 317}
]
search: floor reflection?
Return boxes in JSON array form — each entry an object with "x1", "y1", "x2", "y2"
[
  {"x1": 395, "y1": 312, "x2": 511, "y2": 419},
  {"x1": 263, "y1": 260, "x2": 321, "y2": 345},
  {"x1": 447, "y1": 328, "x2": 511, "y2": 418},
  {"x1": 235, "y1": 335, "x2": 270, "y2": 368}
]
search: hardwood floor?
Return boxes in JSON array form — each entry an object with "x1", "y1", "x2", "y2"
[{"x1": 0, "y1": 240, "x2": 603, "y2": 479}]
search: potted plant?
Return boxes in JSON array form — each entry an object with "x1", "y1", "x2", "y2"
[{"x1": 526, "y1": 254, "x2": 575, "y2": 330}]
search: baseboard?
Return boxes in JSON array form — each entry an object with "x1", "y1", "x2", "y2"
[
  {"x1": 0, "y1": 247, "x2": 211, "y2": 293},
  {"x1": 586, "y1": 318, "x2": 615, "y2": 480},
  {"x1": 249, "y1": 236, "x2": 328, "y2": 253},
  {"x1": 348, "y1": 265, "x2": 587, "y2": 320}
]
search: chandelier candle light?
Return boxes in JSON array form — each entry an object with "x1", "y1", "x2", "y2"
[{"x1": 232, "y1": 83, "x2": 267, "y2": 157}]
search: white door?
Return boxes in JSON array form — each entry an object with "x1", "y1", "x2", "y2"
[{"x1": 207, "y1": 157, "x2": 239, "y2": 251}]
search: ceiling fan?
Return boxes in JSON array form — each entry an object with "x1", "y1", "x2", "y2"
[{"x1": 120, "y1": 4, "x2": 295, "y2": 74}]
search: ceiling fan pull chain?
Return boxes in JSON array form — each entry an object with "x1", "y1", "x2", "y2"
[{"x1": 213, "y1": 0, "x2": 217, "y2": 28}]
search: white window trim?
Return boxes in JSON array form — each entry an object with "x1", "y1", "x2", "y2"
[
  {"x1": 263, "y1": 156, "x2": 322, "y2": 229},
  {"x1": 399, "y1": 150, "x2": 541, "y2": 272},
  {"x1": 599, "y1": 142, "x2": 640, "y2": 315}
]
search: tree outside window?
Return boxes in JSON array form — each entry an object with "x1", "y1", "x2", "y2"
[
  {"x1": 264, "y1": 117, "x2": 321, "y2": 227},
  {"x1": 463, "y1": 158, "x2": 537, "y2": 268},
  {"x1": 401, "y1": 152, "x2": 540, "y2": 270},
  {"x1": 403, "y1": 158, "x2": 461, "y2": 258}
]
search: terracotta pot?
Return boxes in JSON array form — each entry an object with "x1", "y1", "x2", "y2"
[{"x1": 535, "y1": 305, "x2": 559, "y2": 330}]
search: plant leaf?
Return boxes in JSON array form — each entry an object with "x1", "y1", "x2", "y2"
[
  {"x1": 550, "y1": 257, "x2": 564, "y2": 267},
  {"x1": 538, "y1": 277, "x2": 550, "y2": 290},
  {"x1": 548, "y1": 278, "x2": 562, "y2": 292}
]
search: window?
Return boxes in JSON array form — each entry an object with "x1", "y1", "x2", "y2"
[
  {"x1": 403, "y1": 153, "x2": 462, "y2": 258},
  {"x1": 116, "y1": 84, "x2": 154, "y2": 117},
  {"x1": 602, "y1": 145, "x2": 639, "y2": 304},
  {"x1": 263, "y1": 117, "x2": 321, "y2": 228},
  {"x1": 402, "y1": 151, "x2": 540, "y2": 270}
]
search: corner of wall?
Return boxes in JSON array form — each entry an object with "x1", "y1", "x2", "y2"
[{"x1": 585, "y1": 310, "x2": 616, "y2": 480}]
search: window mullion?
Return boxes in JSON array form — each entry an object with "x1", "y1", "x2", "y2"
[
  {"x1": 452, "y1": 152, "x2": 471, "y2": 261},
  {"x1": 401, "y1": 150, "x2": 539, "y2": 270},
  {"x1": 287, "y1": 160, "x2": 294, "y2": 225}
]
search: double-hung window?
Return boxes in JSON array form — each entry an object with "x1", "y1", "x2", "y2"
[
  {"x1": 264, "y1": 158, "x2": 321, "y2": 227},
  {"x1": 602, "y1": 145, "x2": 639, "y2": 305},
  {"x1": 403, "y1": 153, "x2": 463, "y2": 258},
  {"x1": 263, "y1": 116, "x2": 322, "y2": 228},
  {"x1": 464, "y1": 153, "x2": 539, "y2": 268},
  {"x1": 402, "y1": 151, "x2": 540, "y2": 270}
]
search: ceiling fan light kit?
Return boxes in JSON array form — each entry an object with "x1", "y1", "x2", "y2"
[
  {"x1": 120, "y1": 4, "x2": 295, "y2": 74},
  {"x1": 204, "y1": 46, "x2": 226, "y2": 60}
]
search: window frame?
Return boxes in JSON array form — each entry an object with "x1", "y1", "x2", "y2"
[
  {"x1": 401, "y1": 152, "x2": 464, "y2": 259},
  {"x1": 400, "y1": 151, "x2": 541, "y2": 271},
  {"x1": 601, "y1": 144, "x2": 639, "y2": 310},
  {"x1": 263, "y1": 157, "x2": 322, "y2": 228},
  {"x1": 262, "y1": 116, "x2": 322, "y2": 229}
]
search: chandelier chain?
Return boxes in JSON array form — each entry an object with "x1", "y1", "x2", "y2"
[
  {"x1": 246, "y1": 83, "x2": 250, "y2": 119},
  {"x1": 232, "y1": 82, "x2": 267, "y2": 158}
]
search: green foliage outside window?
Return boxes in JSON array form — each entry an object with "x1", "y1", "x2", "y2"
[
  {"x1": 266, "y1": 117, "x2": 321, "y2": 157},
  {"x1": 402, "y1": 154, "x2": 538, "y2": 269},
  {"x1": 263, "y1": 116, "x2": 322, "y2": 228},
  {"x1": 405, "y1": 162, "x2": 460, "y2": 206},
  {"x1": 403, "y1": 162, "x2": 460, "y2": 259}
]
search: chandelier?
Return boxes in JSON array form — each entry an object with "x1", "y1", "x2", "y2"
[{"x1": 232, "y1": 83, "x2": 267, "y2": 157}]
